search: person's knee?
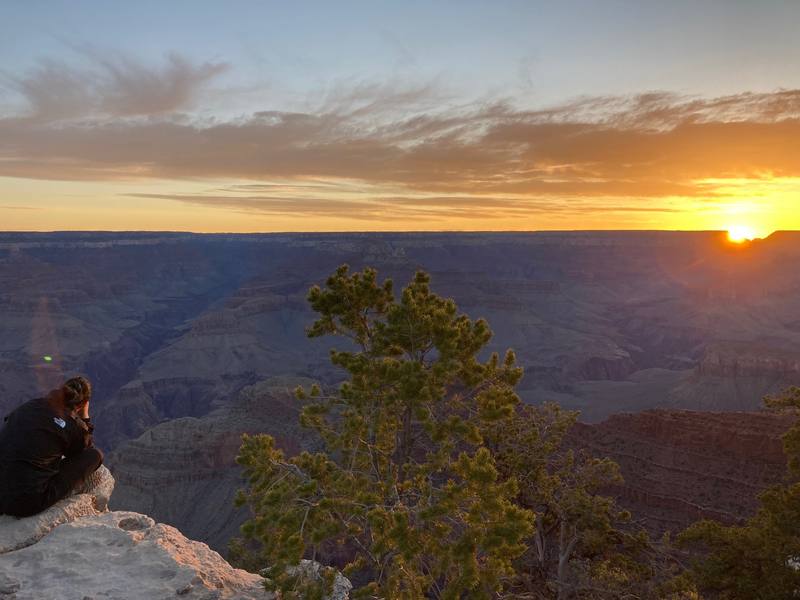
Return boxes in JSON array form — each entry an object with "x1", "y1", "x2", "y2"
[{"x1": 86, "y1": 447, "x2": 103, "y2": 469}]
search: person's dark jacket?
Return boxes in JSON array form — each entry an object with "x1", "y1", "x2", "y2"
[{"x1": 0, "y1": 394, "x2": 95, "y2": 501}]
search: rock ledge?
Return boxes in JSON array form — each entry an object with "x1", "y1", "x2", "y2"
[{"x1": 0, "y1": 467, "x2": 350, "y2": 599}]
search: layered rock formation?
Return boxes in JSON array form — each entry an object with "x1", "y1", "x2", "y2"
[
  {"x1": 109, "y1": 382, "x2": 799, "y2": 556},
  {"x1": 107, "y1": 378, "x2": 313, "y2": 553},
  {"x1": 0, "y1": 465, "x2": 350, "y2": 600},
  {"x1": 699, "y1": 341, "x2": 800, "y2": 380},
  {"x1": 568, "y1": 409, "x2": 795, "y2": 536}
]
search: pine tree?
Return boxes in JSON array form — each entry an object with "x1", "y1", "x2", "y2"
[{"x1": 233, "y1": 266, "x2": 533, "y2": 599}]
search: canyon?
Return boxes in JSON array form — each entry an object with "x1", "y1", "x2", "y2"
[{"x1": 2, "y1": 231, "x2": 800, "y2": 554}]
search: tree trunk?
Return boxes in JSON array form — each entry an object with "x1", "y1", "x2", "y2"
[
  {"x1": 557, "y1": 521, "x2": 579, "y2": 600},
  {"x1": 398, "y1": 403, "x2": 413, "y2": 478}
]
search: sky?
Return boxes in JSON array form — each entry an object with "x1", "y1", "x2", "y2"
[{"x1": 1, "y1": 0, "x2": 799, "y2": 234}]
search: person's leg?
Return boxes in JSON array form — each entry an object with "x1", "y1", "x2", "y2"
[
  {"x1": 1, "y1": 492, "x2": 47, "y2": 518},
  {"x1": 41, "y1": 447, "x2": 104, "y2": 511},
  {"x1": 0, "y1": 449, "x2": 103, "y2": 517}
]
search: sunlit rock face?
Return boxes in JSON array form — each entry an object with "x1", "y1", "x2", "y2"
[
  {"x1": 0, "y1": 511, "x2": 269, "y2": 600},
  {"x1": 568, "y1": 409, "x2": 795, "y2": 536}
]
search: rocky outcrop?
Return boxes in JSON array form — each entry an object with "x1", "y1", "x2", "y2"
[
  {"x1": 0, "y1": 511, "x2": 267, "y2": 600},
  {"x1": 568, "y1": 409, "x2": 795, "y2": 536},
  {"x1": 0, "y1": 465, "x2": 350, "y2": 600},
  {"x1": 0, "y1": 465, "x2": 115, "y2": 555}
]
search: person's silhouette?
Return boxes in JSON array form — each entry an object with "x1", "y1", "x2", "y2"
[{"x1": 0, "y1": 376, "x2": 103, "y2": 517}]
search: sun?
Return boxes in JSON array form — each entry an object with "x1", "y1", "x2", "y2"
[{"x1": 727, "y1": 225, "x2": 758, "y2": 243}]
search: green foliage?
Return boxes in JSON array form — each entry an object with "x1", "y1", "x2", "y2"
[
  {"x1": 679, "y1": 386, "x2": 800, "y2": 599},
  {"x1": 234, "y1": 266, "x2": 533, "y2": 598},
  {"x1": 765, "y1": 386, "x2": 800, "y2": 476},
  {"x1": 493, "y1": 404, "x2": 683, "y2": 599}
]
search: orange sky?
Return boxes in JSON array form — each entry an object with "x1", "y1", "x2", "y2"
[
  {"x1": 1, "y1": 174, "x2": 798, "y2": 235},
  {"x1": 3, "y1": 87, "x2": 799, "y2": 235},
  {"x1": 2, "y1": 7, "x2": 799, "y2": 234}
]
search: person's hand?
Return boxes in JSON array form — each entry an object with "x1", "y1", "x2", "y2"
[{"x1": 79, "y1": 400, "x2": 90, "y2": 420}]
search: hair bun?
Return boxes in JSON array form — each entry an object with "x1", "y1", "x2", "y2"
[{"x1": 63, "y1": 376, "x2": 92, "y2": 407}]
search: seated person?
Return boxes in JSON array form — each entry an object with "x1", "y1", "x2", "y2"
[{"x1": 0, "y1": 376, "x2": 103, "y2": 518}]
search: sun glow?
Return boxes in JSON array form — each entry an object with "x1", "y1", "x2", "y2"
[{"x1": 727, "y1": 225, "x2": 758, "y2": 243}]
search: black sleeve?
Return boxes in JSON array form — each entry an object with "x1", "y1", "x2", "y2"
[
  {"x1": 78, "y1": 417, "x2": 95, "y2": 448},
  {"x1": 64, "y1": 416, "x2": 94, "y2": 456}
]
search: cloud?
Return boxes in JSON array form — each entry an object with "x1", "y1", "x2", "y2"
[
  {"x1": 93, "y1": 52, "x2": 227, "y2": 117},
  {"x1": 127, "y1": 190, "x2": 681, "y2": 222},
  {"x1": 2, "y1": 50, "x2": 227, "y2": 121},
  {"x1": 1, "y1": 76, "x2": 800, "y2": 220}
]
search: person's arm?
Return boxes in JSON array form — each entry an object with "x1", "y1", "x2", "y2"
[
  {"x1": 71, "y1": 401, "x2": 95, "y2": 451},
  {"x1": 80, "y1": 401, "x2": 94, "y2": 444}
]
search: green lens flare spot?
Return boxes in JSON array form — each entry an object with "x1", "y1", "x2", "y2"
[{"x1": 43, "y1": 356, "x2": 53, "y2": 362}]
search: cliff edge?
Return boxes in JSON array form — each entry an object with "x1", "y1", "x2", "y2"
[{"x1": 0, "y1": 466, "x2": 350, "y2": 600}]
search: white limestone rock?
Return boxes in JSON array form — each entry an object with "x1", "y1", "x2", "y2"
[
  {"x1": 0, "y1": 466, "x2": 265, "y2": 599},
  {"x1": 74, "y1": 463, "x2": 116, "y2": 511},
  {"x1": 0, "y1": 467, "x2": 350, "y2": 600},
  {"x1": 0, "y1": 510, "x2": 267, "y2": 599},
  {"x1": 0, "y1": 492, "x2": 96, "y2": 554},
  {"x1": 285, "y1": 560, "x2": 353, "y2": 600}
]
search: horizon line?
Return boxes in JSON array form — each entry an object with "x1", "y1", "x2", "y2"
[
  {"x1": 0, "y1": 229, "x2": 796, "y2": 236},
  {"x1": 0, "y1": 228, "x2": 800, "y2": 237}
]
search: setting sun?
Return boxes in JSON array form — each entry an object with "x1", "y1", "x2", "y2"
[{"x1": 727, "y1": 225, "x2": 758, "y2": 243}]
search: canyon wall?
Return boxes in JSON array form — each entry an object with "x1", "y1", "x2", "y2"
[
  {"x1": 109, "y1": 384, "x2": 797, "y2": 555},
  {"x1": 568, "y1": 409, "x2": 795, "y2": 536},
  {"x1": 107, "y1": 378, "x2": 312, "y2": 552}
]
